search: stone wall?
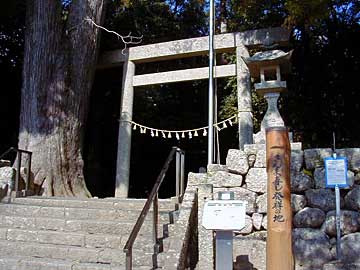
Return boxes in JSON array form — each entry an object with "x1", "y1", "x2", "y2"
[
  {"x1": 0, "y1": 160, "x2": 12, "y2": 200},
  {"x1": 190, "y1": 146, "x2": 360, "y2": 270},
  {"x1": 161, "y1": 186, "x2": 199, "y2": 270},
  {"x1": 0, "y1": 161, "x2": 33, "y2": 200}
]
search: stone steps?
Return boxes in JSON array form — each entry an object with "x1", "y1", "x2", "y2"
[
  {"x1": 0, "y1": 215, "x2": 168, "y2": 236},
  {"x1": 0, "y1": 196, "x2": 177, "y2": 269},
  {"x1": 0, "y1": 227, "x2": 159, "y2": 252},
  {"x1": 0, "y1": 240, "x2": 155, "y2": 266},
  {"x1": 6, "y1": 196, "x2": 175, "y2": 210},
  {"x1": 0, "y1": 256, "x2": 155, "y2": 270},
  {"x1": 0, "y1": 203, "x2": 172, "y2": 221}
]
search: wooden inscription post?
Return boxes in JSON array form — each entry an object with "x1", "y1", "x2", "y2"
[{"x1": 266, "y1": 127, "x2": 294, "y2": 270}]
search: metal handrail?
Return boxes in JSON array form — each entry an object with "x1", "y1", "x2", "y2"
[
  {"x1": 123, "y1": 146, "x2": 185, "y2": 270},
  {"x1": 0, "y1": 147, "x2": 33, "y2": 194}
]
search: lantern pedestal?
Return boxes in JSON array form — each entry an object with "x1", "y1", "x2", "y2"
[{"x1": 261, "y1": 92, "x2": 284, "y2": 130}]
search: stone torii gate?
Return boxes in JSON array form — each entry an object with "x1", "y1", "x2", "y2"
[{"x1": 97, "y1": 27, "x2": 290, "y2": 198}]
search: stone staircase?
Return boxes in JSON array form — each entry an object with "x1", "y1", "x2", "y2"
[{"x1": 0, "y1": 196, "x2": 178, "y2": 270}]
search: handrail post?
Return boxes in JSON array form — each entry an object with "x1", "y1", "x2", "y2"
[
  {"x1": 15, "y1": 151, "x2": 22, "y2": 194},
  {"x1": 176, "y1": 148, "x2": 181, "y2": 204},
  {"x1": 123, "y1": 147, "x2": 181, "y2": 269},
  {"x1": 125, "y1": 249, "x2": 132, "y2": 270},
  {"x1": 153, "y1": 193, "x2": 159, "y2": 269},
  {"x1": 180, "y1": 151, "x2": 185, "y2": 198},
  {"x1": 26, "y1": 152, "x2": 32, "y2": 192}
]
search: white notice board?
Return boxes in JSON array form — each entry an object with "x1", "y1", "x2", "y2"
[
  {"x1": 324, "y1": 157, "x2": 348, "y2": 188},
  {"x1": 202, "y1": 200, "x2": 246, "y2": 231}
]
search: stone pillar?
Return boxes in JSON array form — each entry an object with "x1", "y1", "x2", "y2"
[
  {"x1": 236, "y1": 45, "x2": 253, "y2": 150},
  {"x1": 115, "y1": 59, "x2": 135, "y2": 198}
]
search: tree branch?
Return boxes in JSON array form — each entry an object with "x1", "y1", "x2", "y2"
[{"x1": 85, "y1": 17, "x2": 143, "y2": 54}]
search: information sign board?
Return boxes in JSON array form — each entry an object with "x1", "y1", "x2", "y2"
[
  {"x1": 202, "y1": 200, "x2": 246, "y2": 231},
  {"x1": 324, "y1": 157, "x2": 348, "y2": 188}
]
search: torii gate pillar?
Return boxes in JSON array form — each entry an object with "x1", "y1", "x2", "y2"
[{"x1": 115, "y1": 59, "x2": 135, "y2": 198}]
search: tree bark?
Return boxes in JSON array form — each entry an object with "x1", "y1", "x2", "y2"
[{"x1": 19, "y1": 0, "x2": 106, "y2": 197}]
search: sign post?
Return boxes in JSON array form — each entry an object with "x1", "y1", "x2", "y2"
[
  {"x1": 202, "y1": 192, "x2": 246, "y2": 270},
  {"x1": 265, "y1": 127, "x2": 293, "y2": 270},
  {"x1": 324, "y1": 153, "x2": 348, "y2": 260}
]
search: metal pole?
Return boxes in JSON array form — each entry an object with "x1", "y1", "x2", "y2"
[
  {"x1": 335, "y1": 185, "x2": 341, "y2": 259},
  {"x1": 180, "y1": 152, "x2": 185, "y2": 197},
  {"x1": 216, "y1": 191, "x2": 234, "y2": 270},
  {"x1": 153, "y1": 194, "x2": 159, "y2": 268},
  {"x1": 176, "y1": 149, "x2": 181, "y2": 203},
  {"x1": 331, "y1": 134, "x2": 341, "y2": 259},
  {"x1": 16, "y1": 151, "x2": 22, "y2": 194},
  {"x1": 26, "y1": 153, "x2": 32, "y2": 192},
  {"x1": 208, "y1": 0, "x2": 215, "y2": 165}
]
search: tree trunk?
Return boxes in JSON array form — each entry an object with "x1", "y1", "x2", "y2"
[{"x1": 19, "y1": 0, "x2": 106, "y2": 197}]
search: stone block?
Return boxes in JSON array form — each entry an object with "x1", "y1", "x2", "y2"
[
  {"x1": 292, "y1": 228, "x2": 333, "y2": 268},
  {"x1": 244, "y1": 144, "x2": 268, "y2": 168},
  {"x1": 0, "y1": 167, "x2": 15, "y2": 189},
  {"x1": 233, "y1": 236, "x2": 266, "y2": 270},
  {"x1": 291, "y1": 150, "x2": 304, "y2": 172},
  {"x1": 248, "y1": 154, "x2": 256, "y2": 167},
  {"x1": 0, "y1": 228, "x2": 7, "y2": 240},
  {"x1": 0, "y1": 184, "x2": 8, "y2": 200},
  {"x1": 314, "y1": 167, "x2": 326, "y2": 189},
  {"x1": 73, "y1": 263, "x2": 115, "y2": 270},
  {"x1": 39, "y1": 206, "x2": 65, "y2": 219},
  {"x1": 36, "y1": 217, "x2": 65, "y2": 231},
  {"x1": 323, "y1": 262, "x2": 360, "y2": 270},
  {"x1": 234, "y1": 215, "x2": 253, "y2": 234},
  {"x1": 246, "y1": 168, "x2": 267, "y2": 193},
  {"x1": 291, "y1": 194, "x2": 307, "y2": 213},
  {"x1": 322, "y1": 210, "x2": 360, "y2": 237},
  {"x1": 254, "y1": 149, "x2": 266, "y2": 168},
  {"x1": 304, "y1": 148, "x2": 332, "y2": 170},
  {"x1": 6, "y1": 228, "x2": 37, "y2": 242},
  {"x1": 244, "y1": 143, "x2": 265, "y2": 153},
  {"x1": 355, "y1": 173, "x2": 360, "y2": 184},
  {"x1": 338, "y1": 148, "x2": 360, "y2": 172},
  {"x1": 253, "y1": 131, "x2": 265, "y2": 145},
  {"x1": 67, "y1": 246, "x2": 100, "y2": 263},
  {"x1": 207, "y1": 164, "x2": 228, "y2": 173},
  {"x1": 305, "y1": 189, "x2": 344, "y2": 212},
  {"x1": 256, "y1": 193, "x2": 267, "y2": 213},
  {"x1": 37, "y1": 230, "x2": 85, "y2": 246},
  {"x1": 207, "y1": 171, "x2": 243, "y2": 187},
  {"x1": 293, "y1": 207, "x2": 325, "y2": 228},
  {"x1": 291, "y1": 142, "x2": 303, "y2": 151},
  {"x1": 226, "y1": 149, "x2": 249, "y2": 175},
  {"x1": 252, "y1": 213, "x2": 263, "y2": 230},
  {"x1": 0, "y1": 160, "x2": 11, "y2": 167},
  {"x1": 187, "y1": 172, "x2": 208, "y2": 186},
  {"x1": 261, "y1": 215, "x2": 267, "y2": 229},
  {"x1": 1, "y1": 216, "x2": 36, "y2": 229},
  {"x1": 345, "y1": 185, "x2": 360, "y2": 210},
  {"x1": 291, "y1": 171, "x2": 314, "y2": 193},
  {"x1": 341, "y1": 233, "x2": 360, "y2": 263},
  {"x1": 213, "y1": 187, "x2": 257, "y2": 213}
]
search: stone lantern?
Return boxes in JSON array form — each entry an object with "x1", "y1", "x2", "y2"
[{"x1": 243, "y1": 50, "x2": 292, "y2": 142}]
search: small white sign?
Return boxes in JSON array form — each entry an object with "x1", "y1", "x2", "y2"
[
  {"x1": 324, "y1": 157, "x2": 348, "y2": 188},
  {"x1": 202, "y1": 200, "x2": 247, "y2": 231}
]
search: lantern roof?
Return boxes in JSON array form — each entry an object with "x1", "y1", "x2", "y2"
[{"x1": 243, "y1": 49, "x2": 292, "y2": 78}]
